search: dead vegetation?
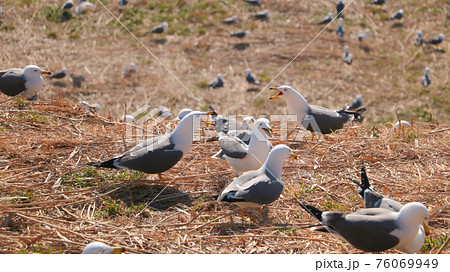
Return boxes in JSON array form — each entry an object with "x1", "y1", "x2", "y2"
[{"x1": 0, "y1": 101, "x2": 449, "y2": 254}]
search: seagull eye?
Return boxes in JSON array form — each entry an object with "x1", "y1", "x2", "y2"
[{"x1": 34, "y1": 69, "x2": 38, "y2": 72}]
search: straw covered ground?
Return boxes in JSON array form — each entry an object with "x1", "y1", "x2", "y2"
[{"x1": 0, "y1": 100, "x2": 449, "y2": 254}]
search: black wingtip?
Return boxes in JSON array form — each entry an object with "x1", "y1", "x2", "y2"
[
  {"x1": 299, "y1": 203, "x2": 323, "y2": 222},
  {"x1": 208, "y1": 106, "x2": 218, "y2": 117},
  {"x1": 87, "y1": 158, "x2": 117, "y2": 169},
  {"x1": 360, "y1": 166, "x2": 370, "y2": 190}
]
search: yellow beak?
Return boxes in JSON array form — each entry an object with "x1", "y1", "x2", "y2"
[
  {"x1": 269, "y1": 87, "x2": 283, "y2": 100},
  {"x1": 262, "y1": 127, "x2": 272, "y2": 137},
  {"x1": 201, "y1": 119, "x2": 215, "y2": 126},
  {"x1": 41, "y1": 71, "x2": 52, "y2": 76},
  {"x1": 290, "y1": 153, "x2": 298, "y2": 159},
  {"x1": 423, "y1": 221, "x2": 431, "y2": 237},
  {"x1": 111, "y1": 247, "x2": 127, "y2": 254}
]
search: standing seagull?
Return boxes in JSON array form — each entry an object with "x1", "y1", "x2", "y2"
[
  {"x1": 123, "y1": 63, "x2": 137, "y2": 78},
  {"x1": 88, "y1": 110, "x2": 216, "y2": 178},
  {"x1": 336, "y1": 18, "x2": 345, "y2": 37},
  {"x1": 243, "y1": 0, "x2": 261, "y2": 6},
  {"x1": 218, "y1": 144, "x2": 297, "y2": 214},
  {"x1": 209, "y1": 73, "x2": 224, "y2": 89},
  {"x1": 369, "y1": 0, "x2": 386, "y2": 6},
  {"x1": 252, "y1": 10, "x2": 269, "y2": 21},
  {"x1": 50, "y1": 67, "x2": 68, "y2": 79},
  {"x1": 318, "y1": 13, "x2": 333, "y2": 25},
  {"x1": 222, "y1": 15, "x2": 237, "y2": 24},
  {"x1": 336, "y1": 0, "x2": 344, "y2": 17},
  {"x1": 425, "y1": 33, "x2": 444, "y2": 45},
  {"x1": 414, "y1": 30, "x2": 423, "y2": 47},
  {"x1": 149, "y1": 22, "x2": 169, "y2": 34},
  {"x1": 299, "y1": 202, "x2": 430, "y2": 253},
  {"x1": 358, "y1": 29, "x2": 370, "y2": 41},
  {"x1": 269, "y1": 86, "x2": 365, "y2": 136},
  {"x1": 421, "y1": 67, "x2": 431, "y2": 87},
  {"x1": 218, "y1": 118, "x2": 272, "y2": 175},
  {"x1": 246, "y1": 68, "x2": 260, "y2": 85},
  {"x1": 342, "y1": 46, "x2": 352, "y2": 65},
  {"x1": 231, "y1": 30, "x2": 250, "y2": 38},
  {"x1": 62, "y1": 0, "x2": 74, "y2": 10},
  {"x1": 0, "y1": 65, "x2": 52, "y2": 98},
  {"x1": 390, "y1": 9, "x2": 404, "y2": 20}
]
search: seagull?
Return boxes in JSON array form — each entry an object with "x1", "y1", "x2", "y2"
[
  {"x1": 394, "y1": 120, "x2": 411, "y2": 129},
  {"x1": 218, "y1": 144, "x2": 297, "y2": 214},
  {"x1": 50, "y1": 67, "x2": 68, "y2": 79},
  {"x1": 123, "y1": 63, "x2": 137, "y2": 78},
  {"x1": 336, "y1": 18, "x2": 345, "y2": 37},
  {"x1": 218, "y1": 118, "x2": 273, "y2": 175},
  {"x1": 88, "y1": 110, "x2": 216, "y2": 178},
  {"x1": 342, "y1": 45, "x2": 352, "y2": 64},
  {"x1": 62, "y1": 0, "x2": 74, "y2": 10},
  {"x1": 413, "y1": 30, "x2": 423, "y2": 47},
  {"x1": 0, "y1": 65, "x2": 52, "y2": 98},
  {"x1": 243, "y1": 0, "x2": 261, "y2": 6},
  {"x1": 318, "y1": 13, "x2": 333, "y2": 25},
  {"x1": 421, "y1": 67, "x2": 431, "y2": 87},
  {"x1": 358, "y1": 29, "x2": 370, "y2": 41},
  {"x1": 390, "y1": 9, "x2": 404, "y2": 20},
  {"x1": 245, "y1": 68, "x2": 260, "y2": 85},
  {"x1": 149, "y1": 22, "x2": 169, "y2": 34},
  {"x1": 231, "y1": 30, "x2": 250, "y2": 38},
  {"x1": 221, "y1": 15, "x2": 237, "y2": 25},
  {"x1": 209, "y1": 73, "x2": 224, "y2": 89},
  {"x1": 205, "y1": 114, "x2": 244, "y2": 135},
  {"x1": 425, "y1": 33, "x2": 444, "y2": 45},
  {"x1": 212, "y1": 116, "x2": 255, "y2": 159},
  {"x1": 336, "y1": 0, "x2": 344, "y2": 17},
  {"x1": 79, "y1": 101, "x2": 101, "y2": 114},
  {"x1": 82, "y1": 242, "x2": 126, "y2": 254},
  {"x1": 119, "y1": 0, "x2": 128, "y2": 7},
  {"x1": 369, "y1": 0, "x2": 386, "y2": 6},
  {"x1": 252, "y1": 10, "x2": 269, "y2": 21},
  {"x1": 300, "y1": 202, "x2": 430, "y2": 253},
  {"x1": 269, "y1": 86, "x2": 365, "y2": 136}
]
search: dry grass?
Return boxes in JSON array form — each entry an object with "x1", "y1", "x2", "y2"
[{"x1": 0, "y1": 101, "x2": 449, "y2": 254}]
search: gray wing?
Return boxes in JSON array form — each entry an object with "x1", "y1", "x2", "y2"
[
  {"x1": 219, "y1": 136, "x2": 248, "y2": 159},
  {"x1": 303, "y1": 106, "x2": 348, "y2": 134},
  {"x1": 0, "y1": 69, "x2": 26, "y2": 96},
  {"x1": 323, "y1": 209, "x2": 400, "y2": 252},
  {"x1": 227, "y1": 130, "x2": 252, "y2": 144},
  {"x1": 219, "y1": 169, "x2": 283, "y2": 205},
  {"x1": 114, "y1": 134, "x2": 183, "y2": 174}
]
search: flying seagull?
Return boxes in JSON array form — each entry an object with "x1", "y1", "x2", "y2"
[
  {"x1": 88, "y1": 110, "x2": 216, "y2": 178},
  {"x1": 218, "y1": 144, "x2": 296, "y2": 214},
  {"x1": 425, "y1": 33, "x2": 444, "y2": 45},
  {"x1": 209, "y1": 73, "x2": 224, "y2": 89},
  {"x1": 336, "y1": 0, "x2": 344, "y2": 17},
  {"x1": 421, "y1": 67, "x2": 431, "y2": 87},
  {"x1": 318, "y1": 13, "x2": 333, "y2": 25},
  {"x1": 243, "y1": 0, "x2": 261, "y2": 6},
  {"x1": 336, "y1": 17, "x2": 345, "y2": 37},
  {"x1": 82, "y1": 242, "x2": 126, "y2": 254},
  {"x1": 222, "y1": 15, "x2": 237, "y2": 25},
  {"x1": 215, "y1": 118, "x2": 272, "y2": 175},
  {"x1": 246, "y1": 68, "x2": 260, "y2": 85},
  {"x1": 269, "y1": 86, "x2": 365, "y2": 136},
  {"x1": 50, "y1": 67, "x2": 68, "y2": 79},
  {"x1": 358, "y1": 29, "x2": 370, "y2": 41},
  {"x1": 149, "y1": 22, "x2": 169, "y2": 34},
  {"x1": 252, "y1": 10, "x2": 269, "y2": 21},
  {"x1": 62, "y1": 0, "x2": 74, "y2": 10},
  {"x1": 414, "y1": 30, "x2": 423, "y2": 47},
  {"x1": 299, "y1": 202, "x2": 430, "y2": 253},
  {"x1": 231, "y1": 30, "x2": 250, "y2": 38},
  {"x1": 0, "y1": 65, "x2": 52, "y2": 98},
  {"x1": 390, "y1": 9, "x2": 404, "y2": 20},
  {"x1": 342, "y1": 46, "x2": 352, "y2": 65}
]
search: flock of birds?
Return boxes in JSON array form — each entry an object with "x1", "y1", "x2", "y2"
[{"x1": 0, "y1": 0, "x2": 448, "y2": 254}]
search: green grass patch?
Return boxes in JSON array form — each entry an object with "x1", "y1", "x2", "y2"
[
  {"x1": 422, "y1": 235, "x2": 448, "y2": 252},
  {"x1": 44, "y1": 6, "x2": 72, "y2": 22}
]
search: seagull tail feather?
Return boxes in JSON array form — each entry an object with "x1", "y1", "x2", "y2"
[
  {"x1": 87, "y1": 158, "x2": 118, "y2": 169},
  {"x1": 299, "y1": 203, "x2": 323, "y2": 222},
  {"x1": 347, "y1": 95, "x2": 364, "y2": 111},
  {"x1": 342, "y1": 108, "x2": 366, "y2": 122}
]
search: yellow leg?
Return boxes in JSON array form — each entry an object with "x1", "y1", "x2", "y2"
[
  {"x1": 158, "y1": 173, "x2": 163, "y2": 180},
  {"x1": 258, "y1": 205, "x2": 265, "y2": 213},
  {"x1": 311, "y1": 132, "x2": 316, "y2": 141},
  {"x1": 241, "y1": 208, "x2": 246, "y2": 217}
]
